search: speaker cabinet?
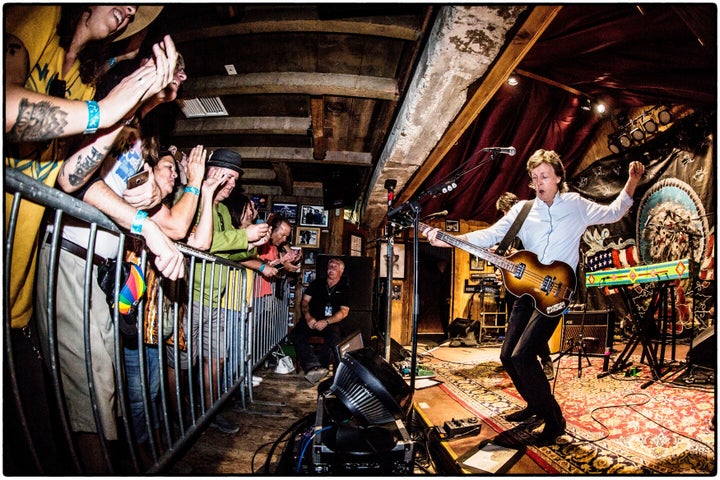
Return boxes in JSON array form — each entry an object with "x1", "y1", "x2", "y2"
[
  {"x1": 561, "y1": 310, "x2": 615, "y2": 356},
  {"x1": 689, "y1": 326, "x2": 716, "y2": 367}
]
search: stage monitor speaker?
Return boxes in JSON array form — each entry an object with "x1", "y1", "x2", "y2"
[
  {"x1": 688, "y1": 326, "x2": 715, "y2": 367},
  {"x1": 561, "y1": 310, "x2": 615, "y2": 356}
]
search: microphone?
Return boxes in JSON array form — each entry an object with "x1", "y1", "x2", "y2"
[
  {"x1": 422, "y1": 210, "x2": 448, "y2": 220},
  {"x1": 482, "y1": 146, "x2": 516, "y2": 156}
]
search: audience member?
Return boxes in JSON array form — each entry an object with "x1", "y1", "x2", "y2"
[
  {"x1": 168, "y1": 149, "x2": 271, "y2": 434},
  {"x1": 4, "y1": 5, "x2": 167, "y2": 474},
  {"x1": 290, "y1": 258, "x2": 350, "y2": 385}
]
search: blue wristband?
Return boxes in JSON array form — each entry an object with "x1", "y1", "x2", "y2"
[
  {"x1": 108, "y1": 57, "x2": 117, "y2": 68},
  {"x1": 84, "y1": 100, "x2": 100, "y2": 134},
  {"x1": 131, "y1": 210, "x2": 148, "y2": 234},
  {"x1": 184, "y1": 185, "x2": 200, "y2": 196},
  {"x1": 258, "y1": 263, "x2": 266, "y2": 273}
]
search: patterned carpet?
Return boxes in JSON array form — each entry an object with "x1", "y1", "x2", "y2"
[{"x1": 424, "y1": 351, "x2": 716, "y2": 474}]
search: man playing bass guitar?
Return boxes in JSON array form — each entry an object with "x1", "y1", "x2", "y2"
[{"x1": 424, "y1": 149, "x2": 644, "y2": 446}]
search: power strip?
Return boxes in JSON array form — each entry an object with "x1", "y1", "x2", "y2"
[{"x1": 433, "y1": 417, "x2": 481, "y2": 440}]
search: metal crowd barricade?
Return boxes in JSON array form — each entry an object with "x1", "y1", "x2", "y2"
[
  {"x1": 244, "y1": 274, "x2": 292, "y2": 406},
  {"x1": 4, "y1": 168, "x2": 290, "y2": 474}
]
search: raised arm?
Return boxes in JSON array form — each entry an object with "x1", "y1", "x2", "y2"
[
  {"x1": 5, "y1": 34, "x2": 178, "y2": 142},
  {"x1": 83, "y1": 180, "x2": 185, "y2": 280}
]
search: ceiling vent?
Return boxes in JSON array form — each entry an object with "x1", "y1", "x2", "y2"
[{"x1": 179, "y1": 97, "x2": 228, "y2": 118}]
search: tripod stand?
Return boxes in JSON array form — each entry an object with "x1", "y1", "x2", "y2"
[{"x1": 553, "y1": 307, "x2": 597, "y2": 378}]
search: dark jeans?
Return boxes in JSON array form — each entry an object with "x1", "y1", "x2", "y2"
[
  {"x1": 500, "y1": 296, "x2": 562, "y2": 423},
  {"x1": 288, "y1": 320, "x2": 341, "y2": 373}
]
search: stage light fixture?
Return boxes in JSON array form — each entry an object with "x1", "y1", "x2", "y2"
[
  {"x1": 657, "y1": 105, "x2": 672, "y2": 125},
  {"x1": 618, "y1": 131, "x2": 633, "y2": 148},
  {"x1": 607, "y1": 136, "x2": 621, "y2": 155},
  {"x1": 630, "y1": 125, "x2": 645, "y2": 141},
  {"x1": 642, "y1": 115, "x2": 657, "y2": 133},
  {"x1": 580, "y1": 97, "x2": 592, "y2": 111},
  {"x1": 507, "y1": 74, "x2": 519, "y2": 86},
  {"x1": 595, "y1": 102, "x2": 607, "y2": 114},
  {"x1": 329, "y1": 347, "x2": 413, "y2": 426}
]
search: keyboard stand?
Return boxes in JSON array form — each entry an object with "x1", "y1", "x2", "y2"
[{"x1": 599, "y1": 283, "x2": 669, "y2": 387}]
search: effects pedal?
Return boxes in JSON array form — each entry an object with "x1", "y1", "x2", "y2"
[{"x1": 434, "y1": 417, "x2": 481, "y2": 440}]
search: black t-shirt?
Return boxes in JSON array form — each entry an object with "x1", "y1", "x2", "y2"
[{"x1": 304, "y1": 276, "x2": 350, "y2": 320}]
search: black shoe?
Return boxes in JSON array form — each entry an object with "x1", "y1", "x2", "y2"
[
  {"x1": 504, "y1": 407, "x2": 535, "y2": 422},
  {"x1": 533, "y1": 417, "x2": 566, "y2": 446},
  {"x1": 489, "y1": 432, "x2": 527, "y2": 449}
]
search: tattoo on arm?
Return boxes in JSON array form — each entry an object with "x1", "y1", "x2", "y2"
[
  {"x1": 66, "y1": 146, "x2": 107, "y2": 187},
  {"x1": 8, "y1": 97, "x2": 68, "y2": 142}
]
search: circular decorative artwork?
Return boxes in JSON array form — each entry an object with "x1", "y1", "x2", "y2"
[{"x1": 636, "y1": 178, "x2": 708, "y2": 265}]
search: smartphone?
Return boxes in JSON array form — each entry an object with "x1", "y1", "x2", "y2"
[{"x1": 126, "y1": 170, "x2": 149, "y2": 189}]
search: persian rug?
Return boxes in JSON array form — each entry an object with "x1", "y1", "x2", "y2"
[{"x1": 425, "y1": 353, "x2": 716, "y2": 474}]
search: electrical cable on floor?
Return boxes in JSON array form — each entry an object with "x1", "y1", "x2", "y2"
[
  {"x1": 295, "y1": 425, "x2": 332, "y2": 473},
  {"x1": 256, "y1": 411, "x2": 315, "y2": 474},
  {"x1": 409, "y1": 414, "x2": 437, "y2": 473},
  {"x1": 622, "y1": 392, "x2": 715, "y2": 454}
]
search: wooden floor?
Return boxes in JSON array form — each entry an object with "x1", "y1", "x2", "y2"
[{"x1": 167, "y1": 334, "x2": 699, "y2": 475}]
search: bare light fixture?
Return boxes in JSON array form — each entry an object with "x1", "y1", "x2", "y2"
[
  {"x1": 507, "y1": 74, "x2": 519, "y2": 86},
  {"x1": 580, "y1": 97, "x2": 592, "y2": 111}
]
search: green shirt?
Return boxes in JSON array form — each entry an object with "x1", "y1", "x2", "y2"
[{"x1": 192, "y1": 202, "x2": 256, "y2": 306}]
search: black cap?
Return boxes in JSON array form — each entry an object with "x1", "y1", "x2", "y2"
[{"x1": 207, "y1": 149, "x2": 243, "y2": 174}]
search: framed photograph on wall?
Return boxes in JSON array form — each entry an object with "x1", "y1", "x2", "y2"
[
  {"x1": 302, "y1": 269, "x2": 316, "y2": 285},
  {"x1": 470, "y1": 254, "x2": 485, "y2": 271},
  {"x1": 299, "y1": 205, "x2": 329, "y2": 227},
  {"x1": 445, "y1": 219, "x2": 459, "y2": 232},
  {"x1": 349, "y1": 233, "x2": 363, "y2": 256},
  {"x1": 303, "y1": 249, "x2": 317, "y2": 265},
  {"x1": 296, "y1": 226, "x2": 320, "y2": 248},
  {"x1": 378, "y1": 242, "x2": 405, "y2": 279},
  {"x1": 271, "y1": 202, "x2": 298, "y2": 224}
]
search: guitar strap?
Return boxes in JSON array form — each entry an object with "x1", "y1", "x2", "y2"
[{"x1": 495, "y1": 200, "x2": 532, "y2": 256}]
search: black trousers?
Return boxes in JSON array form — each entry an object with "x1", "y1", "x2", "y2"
[{"x1": 288, "y1": 320, "x2": 342, "y2": 373}]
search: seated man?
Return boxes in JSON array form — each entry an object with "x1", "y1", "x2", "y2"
[{"x1": 290, "y1": 257, "x2": 350, "y2": 384}]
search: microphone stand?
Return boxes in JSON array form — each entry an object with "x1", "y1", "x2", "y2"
[
  {"x1": 385, "y1": 150, "x2": 505, "y2": 429},
  {"x1": 382, "y1": 179, "x2": 397, "y2": 363}
]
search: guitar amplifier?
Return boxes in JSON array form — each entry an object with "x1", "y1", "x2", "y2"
[{"x1": 561, "y1": 310, "x2": 615, "y2": 356}]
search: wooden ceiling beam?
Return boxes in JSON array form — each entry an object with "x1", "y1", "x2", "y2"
[
  {"x1": 181, "y1": 72, "x2": 399, "y2": 100},
  {"x1": 396, "y1": 6, "x2": 562, "y2": 203},
  {"x1": 172, "y1": 8, "x2": 421, "y2": 43},
  {"x1": 175, "y1": 146, "x2": 372, "y2": 166},
  {"x1": 310, "y1": 96, "x2": 327, "y2": 160},
  {"x1": 173, "y1": 116, "x2": 311, "y2": 136}
]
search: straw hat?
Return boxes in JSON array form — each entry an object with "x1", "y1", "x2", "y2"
[{"x1": 112, "y1": 6, "x2": 163, "y2": 42}]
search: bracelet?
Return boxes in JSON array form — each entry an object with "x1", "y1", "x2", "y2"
[
  {"x1": 108, "y1": 57, "x2": 117, "y2": 68},
  {"x1": 84, "y1": 100, "x2": 100, "y2": 134},
  {"x1": 131, "y1": 210, "x2": 148, "y2": 234},
  {"x1": 184, "y1": 185, "x2": 200, "y2": 196},
  {"x1": 258, "y1": 263, "x2": 266, "y2": 273}
]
